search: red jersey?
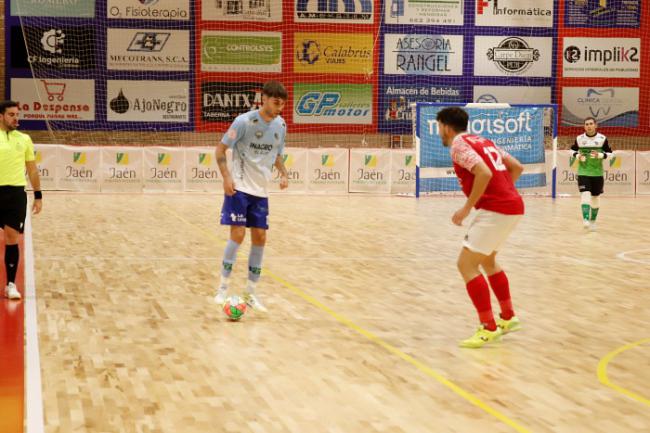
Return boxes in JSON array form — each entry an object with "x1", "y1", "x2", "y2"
[{"x1": 450, "y1": 133, "x2": 524, "y2": 215}]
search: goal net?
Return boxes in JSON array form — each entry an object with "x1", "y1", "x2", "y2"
[{"x1": 413, "y1": 103, "x2": 558, "y2": 197}]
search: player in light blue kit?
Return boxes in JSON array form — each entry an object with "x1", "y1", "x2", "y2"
[{"x1": 214, "y1": 81, "x2": 289, "y2": 312}]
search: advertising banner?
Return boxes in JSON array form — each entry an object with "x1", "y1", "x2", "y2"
[
  {"x1": 562, "y1": 38, "x2": 640, "y2": 78},
  {"x1": 106, "y1": 80, "x2": 190, "y2": 123},
  {"x1": 384, "y1": 0, "x2": 463, "y2": 26},
  {"x1": 554, "y1": 150, "x2": 635, "y2": 196},
  {"x1": 184, "y1": 147, "x2": 222, "y2": 192},
  {"x1": 11, "y1": 0, "x2": 94, "y2": 17},
  {"x1": 561, "y1": 87, "x2": 638, "y2": 127},
  {"x1": 11, "y1": 26, "x2": 95, "y2": 70},
  {"x1": 294, "y1": 32, "x2": 373, "y2": 75},
  {"x1": 473, "y1": 86, "x2": 552, "y2": 104},
  {"x1": 390, "y1": 150, "x2": 416, "y2": 194},
  {"x1": 293, "y1": 83, "x2": 372, "y2": 125},
  {"x1": 32, "y1": 144, "x2": 59, "y2": 190},
  {"x1": 107, "y1": 28, "x2": 190, "y2": 72},
  {"x1": 202, "y1": 0, "x2": 282, "y2": 21},
  {"x1": 383, "y1": 34, "x2": 463, "y2": 76},
  {"x1": 143, "y1": 147, "x2": 185, "y2": 192},
  {"x1": 294, "y1": 0, "x2": 373, "y2": 24},
  {"x1": 307, "y1": 148, "x2": 349, "y2": 193},
  {"x1": 476, "y1": 0, "x2": 553, "y2": 27},
  {"x1": 201, "y1": 31, "x2": 282, "y2": 72},
  {"x1": 201, "y1": 82, "x2": 263, "y2": 124},
  {"x1": 349, "y1": 149, "x2": 391, "y2": 193},
  {"x1": 474, "y1": 36, "x2": 553, "y2": 77},
  {"x1": 100, "y1": 147, "x2": 144, "y2": 193},
  {"x1": 11, "y1": 78, "x2": 95, "y2": 121},
  {"x1": 57, "y1": 146, "x2": 100, "y2": 192},
  {"x1": 107, "y1": 0, "x2": 190, "y2": 20},
  {"x1": 565, "y1": 0, "x2": 640, "y2": 27},
  {"x1": 269, "y1": 148, "x2": 308, "y2": 193},
  {"x1": 636, "y1": 152, "x2": 650, "y2": 195}
]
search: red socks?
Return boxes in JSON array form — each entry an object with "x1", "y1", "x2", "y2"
[
  {"x1": 465, "y1": 275, "x2": 496, "y2": 331},
  {"x1": 488, "y1": 271, "x2": 515, "y2": 320}
]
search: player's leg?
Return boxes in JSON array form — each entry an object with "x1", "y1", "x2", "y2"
[
  {"x1": 483, "y1": 253, "x2": 521, "y2": 334},
  {"x1": 578, "y1": 176, "x2": 591, "y2": 228},
  {"x1": 589, "y1": 176, "x2": 604, "y2": 230},
  {"x1": 215, "y1": 192, "x2": 247, "y2": 304},
  {"x1": 2, "y1": 188, "x2": 26, "y2": 300},
  {"x1": 242, "y1": 196, "x2": 269, "y2": 312}
]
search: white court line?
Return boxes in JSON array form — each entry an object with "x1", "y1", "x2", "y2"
[
  {"x1": 24, "y1": 211, "x2": 45, "y2": 433},
  {"x1": 616, "y1": 249, "x2": 650, "y2": 265},
  {"x1": 35, "y1": 255, "x2": 439, "y2": 262}
]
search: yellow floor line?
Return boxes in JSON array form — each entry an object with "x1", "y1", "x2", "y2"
[
  {"x1": 167, "y1": 207, "x2": 532, "y2": 433},
  {"x1": 597, "y1": 338, "x2": 650, "y2": 407}
]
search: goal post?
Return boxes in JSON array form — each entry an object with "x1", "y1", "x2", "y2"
[{"x1": 413, "y1": 102, "x2": 558, "y2": 198}]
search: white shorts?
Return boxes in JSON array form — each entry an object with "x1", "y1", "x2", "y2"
[{"x1": 463, "y1": 209, "x2": 522, "y2": 255}]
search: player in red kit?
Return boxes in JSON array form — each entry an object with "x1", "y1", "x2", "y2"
[{"x1": 436, "y1": 107, "x2": 525, "y2": 348}]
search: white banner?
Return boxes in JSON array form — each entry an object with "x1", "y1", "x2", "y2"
[
  {"x1": 563, "y1": 38, "x2": 640, "y2": 78},
  {"x1": 100, "y1": 147, "x2": 144, "y2": 192},
  {"x1": 143, "y1": 147, "x2": 184, "y2": 192},
  {"x1": 184, "y1": 147, "x2": 222, "y2": 192},
  {"x1": 57, "y1": 146, "x2": 100, "y2": 192},
  {"x1": 473, "y1": 86, "x2": 551, "y2": 104},
  {"x1": 475, "y1": 0, "x2": 553, "y2": 27},
  {"x1": 383, "y1": 34, "x2": 463, "y2": 76},
  {"x1": 390, "y1": 150, "x2": 416, "y2": 194},
  {"x1": 636, "y1": 152, "x2": 650, "y2": 195},
  {"x1": 474, "y1": 36, "x2": 553, "y2": 77},
  {"x1": 349, "y1": 149, "x2": 391, "y2": 193},
  {"x1": 32, "y1": 144, "x2": 59, "y2": 190},
  {"x1": 107, "y1": 28, "x2": 190, "y2": 72},
  {"x1": 12, "y1": 78, "x2": 95, "y2": 121},
  {"x1": 554, "y1": 150, "x2": 634, "y2": 196},
  {"x1": 270, "y1": 148, "x2": 308, "y2": 193},
  {"x1": 107, "y1": 0, "x2": 189, "y2": 20},
  {"x1": 107, "y1": 80, "x2": 189, "y2": 123},
  {"x1": 561, "y1": 87, "x2": 639, "y2": 127},
  {"x1": 202, "y1": 0, "x2": 281, "y2": 21},
  {"x1": 294, "y1": 0, "x2": 373, "y2": 24},
  {"x1": 307, "y1": 148, "x2": 349, "y2": 193},
  {"x1": 604, "y1": 150, "x2": 635, "y2": 196},
  {"x1": 385, "y1": 0, "x2": 463, "y2": 26}
]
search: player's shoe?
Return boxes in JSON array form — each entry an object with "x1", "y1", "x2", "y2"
[
  {"x1": 243, "y1": 292, "x2": 268, "y2": 313},
  {"x1": 5, "y1": 282, "x2": 21, "y2": 300},
  {"x1": 214, "y1": 287, "x2": 228, "y2": 305},
  {"x1": 583, "y1": 219, "x2": 591, "y2": 229},
  {"x1": 589, "y1": 222, "x2": 597, "y2": 232},
  {"x1": 497, "y1": 316, "x2": 522, "y2": 334},
  {"x1": 459, "y1": 326, "x2": 502, "y2": 348}
]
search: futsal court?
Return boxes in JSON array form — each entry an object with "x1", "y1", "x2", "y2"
[{"x1": 2, "y1": 191, "x2": 647, "y2": 433}]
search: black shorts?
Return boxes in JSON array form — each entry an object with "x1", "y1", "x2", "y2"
[
  {"x1": 0, "y1": 186, "x2": 27, "y2": 233},
  {"x1": 577, "y1": 175, "x2": 604, "y2": 196}
]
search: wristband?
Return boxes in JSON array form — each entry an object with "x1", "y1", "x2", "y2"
[{"x1": 34, "y1": 191, "x2": 42, "y2": 199}]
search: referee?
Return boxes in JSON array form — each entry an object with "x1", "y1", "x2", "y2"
[
  {"x1": 0, "y1": 100, "x2": 42, "y2": 300},
  {"x1": 571, "y1": 117, "x2": 612, "y2": 231}
]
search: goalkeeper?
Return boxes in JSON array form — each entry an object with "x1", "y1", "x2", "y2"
[{"x1": 571, "y1": 117, "x2": 613, "y2": 230}]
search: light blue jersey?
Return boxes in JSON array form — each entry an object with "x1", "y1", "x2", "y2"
[{"x1": 222, "y1": 110, "x2": 286, "y2": 198}]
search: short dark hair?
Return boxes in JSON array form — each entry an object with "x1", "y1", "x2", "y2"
[
  {"x1": 0, "y1": 100, "x2": 19, "y2": 114},
  {"x1": 262, "y1": 81, "x2": 288, "y2": 100},
  {"x1": 584, "y1": 117, "x2": 597, "y2": 124},
  {"x1": 436, "y1": 107, "x2": 469, "y2": 132}
]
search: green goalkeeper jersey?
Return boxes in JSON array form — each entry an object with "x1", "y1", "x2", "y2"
[{"x1": 571, "y1": 132, "x2": 612, "y2": 177}]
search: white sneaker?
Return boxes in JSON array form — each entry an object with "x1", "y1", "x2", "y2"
[
  {"x1": 243, "y1": 292, "x2": 268, "y2": 313},
  {"x1": 589, "y1": 222, "x2": 597, "y2": 231},
  {"x1": 583, "y1": 219, "x2": 591, "y2": 229},
  {"x1": 214, "y1": 287, "x2": 228, "y2": 305},
  {"x1": 5, "y1": 282, "x2": 21, "y2": 300}
]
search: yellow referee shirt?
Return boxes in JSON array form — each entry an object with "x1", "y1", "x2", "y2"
[{"x1": 0, "y1": 130, "x2": 35, "y2": 186}]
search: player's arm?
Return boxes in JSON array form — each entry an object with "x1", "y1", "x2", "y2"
[
  {"x1": 503, "y1": 154, "x2": 524, "y2": 183},
  {"x1": 572, "y1": 139, "x2": 587, "y2": 162},
  {"x1": 601, "y1": 138, "x2": 613, "y2": 159},
  {"x1": 452, "y1": 161, "x2": 492, "y2": 226},
  {"x1": 25, "y1": 160, "x2": 42, "y2": 214},
  {"x1": 274, "y1": 154, "x2": 289, "y2": 190},
  {"x1": 215, "y1": 142, "x2": 235, "y2": 196}
]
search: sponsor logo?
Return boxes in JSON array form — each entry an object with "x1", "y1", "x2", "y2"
[
  {"x1": 294, "y1": 84, "x2": 372, "y2": 124},
  {"x1": 201, "y1": 32, "x2": 281, "y2": 72},
  {"x1": 296, "y1": 0, "x2": 372, "y2": 20},
  {"x1": 321, "y1": 154, "x2": 335, "y2": 167},
  {"x1": 107, "y1": 82, "x2": 189, "y2": 122},
  {"x1": 201, "y1": 82, "x2": 263, "y2": 122},
  {"x1": 297, "y1": 40, "x2": 320, "y2": 64},
  {"x1": 385, "y1": 34, "x2": 463, "y2": 75},
  {"x1": 199, "y1": 153, "x2": 211, "y2": 166},
  {"x1": 476, "y1": 94, "x2": 499, "y2": 103},
  {"x1": 13, "y1": 78, "x2": 95, "y2": 121},
  {"x1": 41, "y1": 29, "x2": 64, "y2": 53},
  {"x1": 487, "y1": 37, "x2": 540, "y2": 74},
  {"x1": 477, "y1": 0, "x2": 551, "y2": 17},
  {"x1": 128, "y1": 32, "x2": 170, "y2": 51},
  {"x1": 116, "y1": 153, "x2": 129, "y2": 165},
  {"x1": 11, "y1": 0, "x2": 95, "y2": 17},
  {"x1": 157, "y1": 153, "x2": 171, "y2": 165},
  {"x1": 294, "y1": 33, "x2": 372, "y2": 73},
  {"x1": 364, "y1": 155, "x2": 377, "y2": 168},
  {"x1": 405, "y1": 155, "x2": 414, "y2": 166},
  {"x1": 73, "y1": 152, "x2": 87, "y2": 164},
  {"x1": 11, "y1": 26, "x2": 94, "y2": 69},
  {"x1": 108, "y1": 0, "x2": 189, "y2": 20},
  {"x1": 562, "y1": 87, "x2": 639, "y2": 127},
  {"x1": 564, "y1": 45, "x2": 581, "y2": 63},
  {"x1": 563, "y1": 44, "x2": 638, "y2": 66}
]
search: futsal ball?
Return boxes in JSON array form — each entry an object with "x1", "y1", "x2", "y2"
[{"x1": 223, "y1": 295, "x2": 247, "y2": 321}]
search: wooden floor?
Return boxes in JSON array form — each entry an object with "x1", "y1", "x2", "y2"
[{"x1": 31, "y1": 193, "x2": 650, "y2": 433}]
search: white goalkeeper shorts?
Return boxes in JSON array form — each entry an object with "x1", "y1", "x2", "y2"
[{"x1": 463, "y1": 209, "x2": 522, "y2": 256}]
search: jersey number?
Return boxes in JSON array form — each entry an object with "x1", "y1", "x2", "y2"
[{"x1": 483, "y1": 147, "x2": 506, "y2": 171}]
